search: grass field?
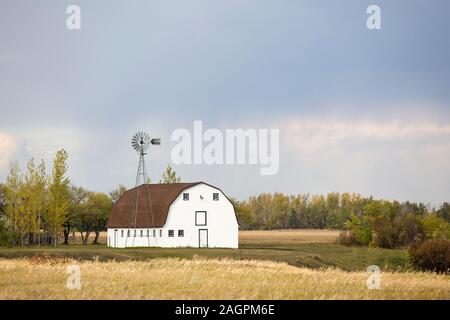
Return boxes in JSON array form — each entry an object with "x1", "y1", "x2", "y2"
[
  {"x1": 0, "y1": 230, "x2": 407, "y2": 271},
  {"x1": 1, "y1": 230, "x2": 448, "y2": 300},
  {"x1": 1, "y1": 257, "x2": 449, "y2": 299}
]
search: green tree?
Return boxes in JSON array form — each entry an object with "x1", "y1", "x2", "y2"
[
  {"x1": 0, "y1": 183, "x2": 6, "y2": 218},
  {"x1": 109, "y1": 184, "x2": 127, "y2": 204},
  {"x1": 231, "y1": 198, "x2": 254, "y2": 230},
  {"x1": 20, "y1": 159, "x2": 47, "y2": 245},
  {"x1": 160, "y1": 165, "x2": 181, "y2": 184},
  {"x1": 47, "y1": 149, "x2": 70, "y2": 246},
  {"x1": 90, "y1": 192, "x2": 112, "y2": 244},
  {"x1": 64, "y1": 185, "x2": 87, "y2": 244},
  {"x1": 0, "y1": 219, "x2": 14, "y2": 246},
  {"x1": 73, "y1": 191, "x2": 112, "y2": 245},
  {"x1": 437, "y1": 203, "x2": 450, "y2": 223},
  {"x1": 4, "y1": 161, "x2": 22, "y2": 245},
  {"x1": 345, "y1": 214, "x2": 372, "y2": 245},
  {"x1": 421, "y1": 214, "x2": 450, "y2": 240},
  {"x1": 34, "y1": 160, "x2": 47, "y2": 245},
  {"x1": 270, "y1": 193, "x2": 290, "y2": 229},
  {"x1": 73, "y1": 196, "x2": 94, "y2": 245}
]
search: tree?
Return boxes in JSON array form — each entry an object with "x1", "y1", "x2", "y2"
[
  {"x1": 4, "y1": 161, "x2": 22, "y2": 245},
  {"x1": 34, "y1": 160, "x2": 47, "y2": 245},
  {"x1": 270, "y1": 193, "x2": 291, "y2": 229},
  {"x1": 20, "y1": 159, "x2": 47, "y2": 245},
  {"x1": 89, "y1": 192, "x2": 112, "y2": 244},
  {"x1": 65, "y1": 185, "x2": 88, "y2": 244},
  {"x1": 345, "y1": 214, "x2": 372, "y2": 246},
  {"x1": 437, "y1": 203, "x2": 450, "y2": 223},
  {"x1": 0, "y1": 219, "x2": 13, "y2": 246},
  {"x1": 421, "y1": 214, "x2": 450, "y2": 240},
  {"x1": 47, "y1": 149, "x2": 70, "y2": 246},
  {"x1": 73, "y1": 191, "x2": 111, "y2": 245},
  {"x1": 20, "y1": 159, "x2": 38, "y2": 245},
  {"x1": 73, "y1": 196, "x2": 94, "y2": 245},
  {"x1": 0, "y1": 183, "x2": 6, "y2": 218},
  {"x1": 231, "y1": 198, "x2": 254, "y2": 230},
  {"x1": 109, "y1": 184, "x2": 127, "y2": 204},
  {"x1": 160, "y1": 165, "x2": 181, "y2": 184}
]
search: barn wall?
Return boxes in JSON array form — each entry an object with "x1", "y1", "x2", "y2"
[{"x1": 107, "y1": 183, "x2": 238, "y2": 249}]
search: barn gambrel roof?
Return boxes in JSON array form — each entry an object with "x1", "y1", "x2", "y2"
[{"x1": 106, "y1": 182, "x2": 203, "y2": 228}]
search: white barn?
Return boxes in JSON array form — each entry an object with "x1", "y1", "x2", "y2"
[{"x1": 106, "y1": 182, "x2": 238, "y2": 248}]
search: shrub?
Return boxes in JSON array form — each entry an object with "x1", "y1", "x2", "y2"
[
  {"x1": 336, "y1": 230, "x2": 361, "y2": 246},
  {"x1": 344, "y1": 215, "x2": 372, "y2": 246},
  {"x1": 408, "y1": 239, "x2": 450, "y2": 273}
]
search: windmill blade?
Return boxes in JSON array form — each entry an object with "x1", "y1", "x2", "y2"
[{"x1": 132, "y1": 131, "x2": 152, "y2": 153}]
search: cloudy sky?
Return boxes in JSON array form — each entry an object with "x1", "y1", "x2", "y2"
[{"x1": 1, "y1": 0, "x2": 449, "y2": 205}]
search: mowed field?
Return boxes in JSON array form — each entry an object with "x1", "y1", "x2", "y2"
[
  {"x1": 0, "y1": 230, "x2": 406, "y2": 271},
  {"x1": 1, "y1": 230, "x2": 449, "y2": 299}
]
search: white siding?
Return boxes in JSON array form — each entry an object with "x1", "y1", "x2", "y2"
[{"x1": 107, "y1": 183, "x2": 238, "y2": 248}]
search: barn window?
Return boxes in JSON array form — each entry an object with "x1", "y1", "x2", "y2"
[
  {"x1": 121, "y1": 230, "x2": 124, "y2": 237},
  {"x1": 195, "y1": 211, "x2": 207, "y2": 226},
  {"x1": 153, "y1": 230, "x2": 156, "y2": 237},
  {"x1": 213, "y1": 193, "x2": 219, "y2": 201},
  {"x1": 168, "y1": 230, "x2": 174, "y2": 237},
  {"x1": 159, "y1": 229, "x2": 162, "y2": 237},
  {"x1": 140, "y1": 230, "x2": 143, "y2": 237},
  {"x1": 178, "y1": 230, "x2": 184, "y2": 237},
  {"x1": 146, "y1": 229, "x2": 149, "y2": 237},
  {"x1": 183, "y1": 193, "x2": 189, "y2": 201},
  {"x1": 127, "y1": 230, "x2": 130, "y2": 237},
  {"x1": 134, "y1": 230, "x2": 137, "y2": 237}
]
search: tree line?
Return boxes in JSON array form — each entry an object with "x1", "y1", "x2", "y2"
[
  {"x1": 0, "y1": 150, "x2": 182, "y2": 246},
  {"x1": 1, "y1": 151, "x2": 448, "y2": 249},
  {"x1": 233, "y1": 193, "x2": 450, "y2": 248}
]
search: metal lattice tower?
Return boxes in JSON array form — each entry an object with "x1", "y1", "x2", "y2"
[
  {"x1": 135, "y1": 152, "x2": 148, "y2": 186},
  {"x1": 129, "y1": 131, "x2": 160, "y2": 232}
]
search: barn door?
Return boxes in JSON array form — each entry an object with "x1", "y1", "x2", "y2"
[
  {"x1": 114, "y1": 229, "x2": 118, "y2": 247},
  {"x1": 199, "y1": 229, "x2": 208, "y2": 248}
]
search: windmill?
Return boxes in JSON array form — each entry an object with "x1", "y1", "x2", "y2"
[
  {"x1": 128, "y1": 131, "x2": 160, "y2": 235},
  {"x1": 131, "y1": 131, "x2": 160, "y2": 186}
]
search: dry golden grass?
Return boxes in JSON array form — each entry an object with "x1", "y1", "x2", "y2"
[
  {"x1": 239, "y1": 229, "x2": 340, "y2": 245},
  {"x1": 1, "y1": 257, "x2": 448, "y2": 300}
]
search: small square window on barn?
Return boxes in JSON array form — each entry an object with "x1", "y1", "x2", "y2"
[
  {"x1": 183, "y1": 193, "x2": 189, "y2": 201},
  {"x1": 121, "y1": 230, "x2": 124, "y2": 237},
  {"x1": 127, "y1": 230, "x2": 130, "y2": 237},
  {"x1": 159, "y1": 229, "x2": 162, "y2": 237},
  {"x1": 153, "y1": 229, "x2": 156, "y2": 237},
  {"x1": 140, "y1": 230, "x2": 143, "y2": 237},
  {"x1": 178, "y1": 230, "x2": 184, "y2": 237},
  {"x1": 195, "y1": 211, "x2": 207, "y2": 226},
  {"x1": 213, "y1": 193, "x2": 219, "y2": 201},
  {"x1": 168, "y1": 230, "x2": 174, "y2": 237}
]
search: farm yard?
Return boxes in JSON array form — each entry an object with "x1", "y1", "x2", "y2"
[{"x1": 1, "y1": 230, "x2": 449, "y2": 300}]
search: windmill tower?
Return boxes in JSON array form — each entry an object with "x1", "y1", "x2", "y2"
[
  {"x1": 128, "y1": 131, "x2": 160, "y2": 237},
  {"x1": 131, "y1": 131, "x2": 160, "y2": 186}
]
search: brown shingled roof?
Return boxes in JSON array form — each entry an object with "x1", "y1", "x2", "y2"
[{"x1": 106, "y1": 183, "x2": 200, "y2": 228}]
